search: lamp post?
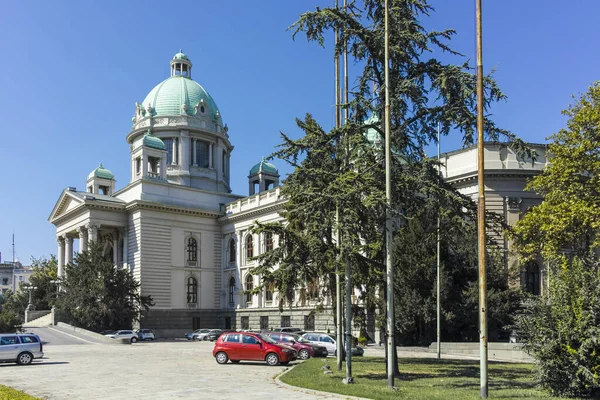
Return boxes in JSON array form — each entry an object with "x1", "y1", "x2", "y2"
[{"x1": 24, "y1": 285, "x2": 38, "y2": 311}]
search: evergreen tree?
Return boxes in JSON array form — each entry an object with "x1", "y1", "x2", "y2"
[{"x1": 56, "y1": 241, "x2": 153, "y2": 332}]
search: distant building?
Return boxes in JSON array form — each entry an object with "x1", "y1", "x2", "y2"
[{"x1": 0, "y1": 261, "x2": 34, "y2": 295}]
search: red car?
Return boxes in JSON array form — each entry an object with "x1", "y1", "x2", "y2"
[
  {"x1": 266, "y1": 332, "x2": 329, "y2": 360},
  {"x1": 213, "y1": 332, "x2": 297, "y2": 366}
]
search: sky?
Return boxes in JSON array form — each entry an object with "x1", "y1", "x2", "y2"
[{"x1": 0, "y1": 1, "x2": 599, "y2": 264}]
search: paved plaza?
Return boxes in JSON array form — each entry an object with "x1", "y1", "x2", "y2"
[{"x1": 1, "y1": 327, "x2": 350, "y2": 400}]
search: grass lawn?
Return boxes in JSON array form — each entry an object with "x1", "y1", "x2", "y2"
[
  {"x1": 280, "y1": 357, "x2": 554, "y2": 399},
  {"x1": 0, "y1": 384, "x2": 41, "y2": 400}
]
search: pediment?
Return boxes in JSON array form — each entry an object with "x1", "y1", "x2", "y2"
[{"x1": 48, "y1": 190, "x2": 84, "y2": 223}]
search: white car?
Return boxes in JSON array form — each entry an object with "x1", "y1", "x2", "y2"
[
  {"x1": 105, "y1": 330, "x2": 139, "y2": 343},
  {"x1": 0, "y1": 333, "x2": 44, "y2": 365},
  {"x1": 300, "y1": 332, "x2": 337, "y2": 355},
  {"x1": 136, "y1": 329, "x2": 155, "y2": 341}
]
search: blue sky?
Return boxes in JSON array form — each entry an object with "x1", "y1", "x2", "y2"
[{"x1": 1, "y1": 1, "x2": 598, "y2": 263}]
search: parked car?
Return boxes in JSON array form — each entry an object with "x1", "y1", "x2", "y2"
[
  {"x1": 185, "y1": 329, "x2": 211, "y2": 341},
  {"x1": 195, "y1": 329, "x2": 223, "y2": 341},
  {"x1": 136, "y1": 329, "x2": 155, "y2": 341},
  {"x1": 0, "y1": 333, "x2": 44, "y2": 365},
  {"x1": 300, "y1": 332, "x2": 363, "y2": 357},
  {"x1": 213, "y1": 332, "x2": 297, "y2": 366},
  {"x1": 273, "y1": 327, "x2": 304, "y2": 334},
  {"x1": 326, "y1": 333, "x2": 364, "y2": 357},
  {"x1": 104, "y1": 330, "x2": 138, "y2": 343},
  {"x1": 266, "y1": 332, "x2": 328, "y2": 360}
]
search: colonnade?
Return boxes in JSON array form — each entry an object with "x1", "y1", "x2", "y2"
[{"x1": 56, "y1": 224, "x2": 128, "y2": 278}]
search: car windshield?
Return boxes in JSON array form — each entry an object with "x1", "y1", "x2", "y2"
[
  {"x1": 258, "y1": 334, "x2": 277, "y2": 344},
  {"x1": 291, "y1": 334, "x2": 310, "y2": 343}
]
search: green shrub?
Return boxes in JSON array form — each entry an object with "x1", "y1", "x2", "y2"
[{"x1": 515, "y1": 255, "x2": 600, "y2": 397}]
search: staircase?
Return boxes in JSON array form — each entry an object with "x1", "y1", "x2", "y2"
[{"x1": 23, "y1": 311, "x2": 53, "y2": 327}]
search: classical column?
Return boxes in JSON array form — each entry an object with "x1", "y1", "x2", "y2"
[
  {"x1": 209, "y1": 143, "x2": 214, "y2": 168},
  {"x1": 87, "y1": 223, "x2": 98, "y2": 243},
  {"x1": 112, "y1": 233, "x2": 119, "y2": 265},
  {"x1": 171, "y1": 139, "x2": 177, "y2": 165},
  {"x1": 192, "y1": 138, "x2": 197, "y2": 166},
  {"x1": 65, "y1": 236, "x2": 74, "y2": 264},
  {"x1": 78, "y1": 226, "x2": 88, "y2": 252},
  {"x1": 121, "y1": 228, "x2": 128, "y2": 267},
  {"x1": 142, "y1": 154, "x2": 148, "y2": 177},
  {"x1": 57, "y1": 237, "x2": 65, "y2": 278}
]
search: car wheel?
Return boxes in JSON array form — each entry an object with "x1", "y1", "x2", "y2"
[
  {"x1": 298, "y1": 349, "x2": 310, "y2": 360},
  {"x1": 231, "y1": 360, "x2": 240, "y2": 364},
  {"x1": 265, "y1": 352, "x2": 279, "y2": 366},
  {"x1": 203, "y1": 336, "x2": 208, "y2": 341},
  {"x1": 215, "y1": 351, "x2": 229, "y2": 364},
  {"x1": 16, "y1": 352, "x2": 33, "y2": 365},
  {"x1": 131, "y1": 337, "x2": 138, "y2": 343}
]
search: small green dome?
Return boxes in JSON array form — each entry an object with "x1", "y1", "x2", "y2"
[
  {"x1": 88, "y1": 163, "x2": 114, "y2": 180},
  {"x1": 250, "y1": 157, "x2": 278, "y2": 176},
  {"x1": 173, "y1": 51, "x2": 189, "y2": 60},
  {"x1": 364, "y1": 113, "x2": 382, "y2": 146},
  {"x1": 143, "y1": 131, "x2": 166, "y2": 150}
]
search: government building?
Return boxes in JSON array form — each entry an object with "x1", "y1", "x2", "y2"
[{"x1": 48, "y1": 52, "x2": 548, "y2": 337}]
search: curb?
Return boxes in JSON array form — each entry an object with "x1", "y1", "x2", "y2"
[{"x1": 274, "y1": 362, "x2": 368, "y2": 400}]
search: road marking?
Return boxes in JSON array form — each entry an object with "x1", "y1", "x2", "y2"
[{"x1": 48, "y1": 326, "x2": 101, "y2": 344}]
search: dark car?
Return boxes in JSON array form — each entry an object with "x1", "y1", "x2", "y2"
[
  {"x1": 266, "y1": 332, "x2": 328, "y2": 360},
  {"x1": 212, "y1": 332, "x2": 297, "y2": 366}
]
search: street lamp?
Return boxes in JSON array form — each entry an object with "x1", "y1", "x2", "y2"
[
  {"x1": 24, "y1": 285, "x2": 38, "y2": 311},
  {"x1": 50, "y1": 279, "x2": 61, "y2": 297}
]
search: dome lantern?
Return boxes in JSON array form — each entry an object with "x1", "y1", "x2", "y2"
[{"x1": 170, "y1": 50, "x2": 192, "y2": 78}]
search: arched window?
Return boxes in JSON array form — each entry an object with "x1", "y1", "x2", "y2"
[
  {"x1": 228, "y1": 238, "x2": 236, "y2": 263},
  {"x1": 187, "y1": 237, "x2": 198, "y2": 264},
  {"x1": 523, "y1": 261, "x2": 540, "y2": 295},
  {"x1": 186, "y1": 277, "x2": 198, "y2": 303},
  {"x1": 246, "y1": 274, "x2": 253, "y2": 303},
  {"x1": 265, "y1": 232, "x2": 273, "y2": 252},
  {"x1": 228, "y1": 277, "x2": 235, "y2": 305},
  {"x1": 246, "y1": 235, "x2": 254, "y2": 260}
]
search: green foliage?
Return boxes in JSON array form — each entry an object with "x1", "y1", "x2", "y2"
[
  {"x1": 515, "y1": 255, "x2": 600, "y2": 397},
  {"x1": 0, "y1": 385, "x2": 40, "y2": 400},
  {"x1": 510, "y1": 82, "x2": 600, "y2": 261},
  {"x1": 56, "y1": 240, "x2": 154, "y2": 332},
  {"x1": 0, "y1": 289, "x2": 26, "y2": 330}
]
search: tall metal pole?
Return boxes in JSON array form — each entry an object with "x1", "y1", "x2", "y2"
[
  {"x1": 476, "y1": 0, "x2": 488, "y2": 397},
  {"x1": 436, "y1": 122, "x2": 441, "y2": 360},
  {"x1": 334, "y1": 0, "x2": 344, "y2": 373},
  {"x1": 343, "y1": 0, "x2": 353, "y2": 384},
  {"x1": 384, "y1": 0, "x2": 395, "y2": 389}
]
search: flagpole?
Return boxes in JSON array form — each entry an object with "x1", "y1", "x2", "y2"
[{"x1": 476, "y1": 0, "x2": 488, "y2": 397}]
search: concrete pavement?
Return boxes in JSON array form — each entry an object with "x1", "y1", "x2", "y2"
[{"x1": 1, "y1": 333, "x2": 352, "y2": 400}]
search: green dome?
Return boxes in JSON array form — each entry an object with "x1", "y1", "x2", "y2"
[
  {"x1": 143, "y1": 131, "x2": 166, "y2": 150},
  {"x1": 364, "y1": 113, "x2": 382, "y2": 147},
  {"x1": 250, "y1": 158, "x2": 278, "y2": 176},
  {"x1": 173, "y1": 51, "x2": 189, "y2": 60},
  {"x1": 142, "y1": 76, "x2": 222, "y2": 123},
  {"x1": 88, "y1": 163, "x2": 114, "y2": 180}
]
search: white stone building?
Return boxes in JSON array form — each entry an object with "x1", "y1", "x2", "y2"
[{"x1": 49, "y1": 52, "x2": 548, "y2": 336}]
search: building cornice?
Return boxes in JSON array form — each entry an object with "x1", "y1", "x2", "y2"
[
  {"x1": 219, "y1": 200, "x2": 287, "y2": 224},
  {"x1": 125, "y1": 200, "x2": 222, "y2": 218}
]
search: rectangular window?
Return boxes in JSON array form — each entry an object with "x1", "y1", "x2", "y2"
[
  {"x1": 195, "y1": 141, "x2": 209, "y2": 168},
  {"x1": 265, "y1": 286, "x2": 273, "y2": 303},
  {"x1": 304, "y1": 314, "x2": 315, "y2": 331},
  {"x1": 260, "y1": 316, "x2": 269, "y2": 330},
  {"x1": 280, "y1": 316, "x2": 291, "y2": 328},
  {"x1": 135, "y1": 157, "x2": 141, "y2": 175},
  {"x1": 1, "y1": 278, "x2": 7, "y2": 285},
  {"x1": 241, "y1": 316, "x2": 249, "y2": 330},
  {"x1": 224, "y1": 316, "x2": 232, "y2": 330}
]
